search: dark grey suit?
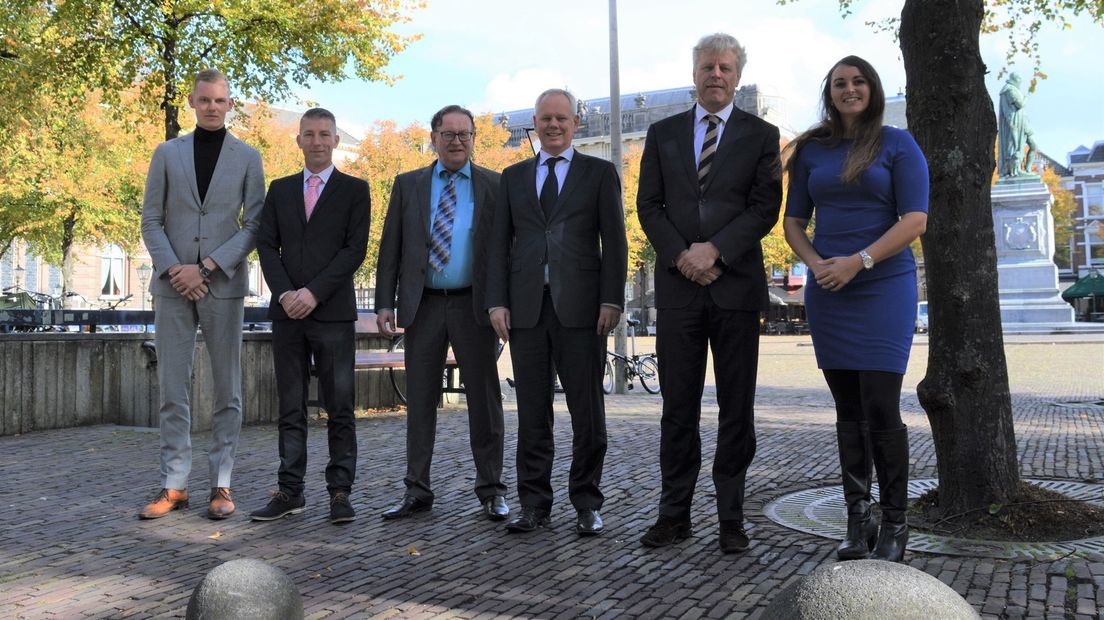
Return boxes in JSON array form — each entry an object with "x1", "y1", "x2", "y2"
[
  {"x1": 637, "y1": 104, "x2": 782, "y2": 522},
  {"x1": 140, "y1": 131, "x2": 265, "y2": 490},
  {"x1": 374, "y1": 162, "x2": 506, "y2": 504},
  {"x1": 486, "y1": 150, "x2": 628, "y2": 511}
]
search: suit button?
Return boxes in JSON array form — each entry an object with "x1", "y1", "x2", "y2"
[
  {"x1": 193, "y1": 237, "x2": 199, "y2": 242},
  {"x1": 699, "y1": 199, "x2": 706, "y2": 208},
  {"x1": 545, "y1": 230, "x2": 551, "y2": 236}
]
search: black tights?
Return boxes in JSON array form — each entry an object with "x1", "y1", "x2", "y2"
[{"x1": 822, "y1": 369, "x2": 904, "y2": 431}]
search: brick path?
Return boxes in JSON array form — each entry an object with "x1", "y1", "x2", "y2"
[{"x1": 1, "y1": 335, "x2": 1102, "y2": 619}]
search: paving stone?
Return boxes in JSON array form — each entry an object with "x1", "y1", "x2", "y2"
[{"x1": 0, "y1": 335, "x2": 1100, "y2": 618}]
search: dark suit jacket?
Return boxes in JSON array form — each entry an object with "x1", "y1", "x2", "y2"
[
  {"x1": 374, "y1": 162, "x2": 500, "y2": 328},
  {"x1": 637, "y1": 105, "x2": 782, "y2": 311},
  {"x1": 486, "y1": 151, "x2": 628, "y2": 329},
  {"x1": 257, "y1": 169, "x2": 371, "y2": 321}
]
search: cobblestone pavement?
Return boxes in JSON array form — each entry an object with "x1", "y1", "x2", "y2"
[{"x1": 1, "y1": 335, "x2": 1102, "y2": 619}]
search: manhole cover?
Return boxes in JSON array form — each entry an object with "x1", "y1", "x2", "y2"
[
  {"x1": 763, "y1": 478, "x2": 1104, "y2": 560},
  {"x1": 1050, "y1": 399, "x2": 1104, "y2": 409}
]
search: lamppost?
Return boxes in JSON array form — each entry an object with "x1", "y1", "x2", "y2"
[{"x1": 137, "y1": 262, "x2": 152, "y2": 310}]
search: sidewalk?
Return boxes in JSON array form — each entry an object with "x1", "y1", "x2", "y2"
[{"x1": 0, "y1": 337, "x2": 1101, "y2": 618}]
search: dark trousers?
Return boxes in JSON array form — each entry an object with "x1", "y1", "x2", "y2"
[
  {"x1": 510, "y1": 291, "x2": 607, "y2": 511},
  {"x1": 401, "y1": 290, "x2": 506, "y2": 503},
  {"x1": 272, "y1": 318, "x2": 357, "y2": 496},
  {"x1": 822, "y1": 369, "x2": 904, "y2": 431},
  {"x1": 656, "y1": 288, "x2": 760, "y2": 522}
]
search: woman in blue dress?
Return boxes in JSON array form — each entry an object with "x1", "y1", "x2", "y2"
[{"x1": 783, "y1": 56, "x2": 929, "y2": 562}]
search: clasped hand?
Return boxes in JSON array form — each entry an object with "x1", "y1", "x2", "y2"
[
  {"x1": 677, "y1": 242, "x2": 722, "y2": 286},
  {"x1": 168, "y1": 264, "x2": 208, "y2": 301},
  {"x1": 281, "y1": 288, "x2": 318, "y2": 319},
  {"x1": 814, "y1": 255, "x2": 862, "y2": 292}
]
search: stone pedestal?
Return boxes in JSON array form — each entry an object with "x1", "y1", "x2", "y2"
[{"x1": 991, "y1": 177, "x2": 1075, "y2": 330}]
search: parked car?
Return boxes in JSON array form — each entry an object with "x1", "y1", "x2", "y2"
[{"x1": 916, "y1": 301, "x2": 929, "y2": 333}]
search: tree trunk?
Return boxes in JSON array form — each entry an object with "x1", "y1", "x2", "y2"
[
  {"x1": 162, "y1": 32, "x2": 180, "y2": 141},
  {"x1": 901, "y1": 0, "x2": 1019, "y2": 517},
  {"x1": 60, "y1": 211, "x2": 76, "y2": 309}
]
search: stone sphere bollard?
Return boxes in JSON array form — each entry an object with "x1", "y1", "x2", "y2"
[
  {"x1": 186, "y1": 558, "x2": 303, "y2": 620},
  {"x1": 763, "y1": 559, "x2": 979, "y2": 620}
]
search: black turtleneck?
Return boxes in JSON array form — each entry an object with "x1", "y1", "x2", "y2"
[{"x1": 193, "y1": 126, "x2": 227, "y2": 203}]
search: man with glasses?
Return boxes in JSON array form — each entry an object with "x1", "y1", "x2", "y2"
[{"x1": 375, "y1": 105, "x2": 509, "y2": 522}]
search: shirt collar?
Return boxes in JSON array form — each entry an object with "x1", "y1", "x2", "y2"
[
  {"x1": 539, "y1": 147, "x2": 574, "y2": 166},
  {"x1": 434, "y1": 159, "x2": 471, "y2": 179},
  {"x1": 303, "y1": 165, "x2": 336, "y2": 184},
  {"x1": 695, "y1": 103, "x2": 734, "y2": 125}
]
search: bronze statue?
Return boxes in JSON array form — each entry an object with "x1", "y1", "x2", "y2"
[{"x1": 998, "y1": 73, "x2": 1038, "y2": 178}]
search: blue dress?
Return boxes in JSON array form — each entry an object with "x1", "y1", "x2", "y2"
[{"x1": 785, "y1": 126, "x2": 929, "y2": 374}]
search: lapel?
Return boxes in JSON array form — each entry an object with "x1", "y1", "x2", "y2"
[
  {"x1": 674, "y1": 108, "x2": 698, "y2": 191},
  {"x1": 520, "y1": 157, "x2": 540, "y2": 218},
  {"x1": 702, "y1": 105, "x2": 749, "y2": 193},
  {"x1": 553, "y1": 151, "x2": 587, "y2": 220},
  {"x1": 204, "y1": 132, "x2": 238, "y2": 207},
  {"x1": 471, "y1": 165, "x2": 489, "y2": 237},
  {"x1": 292, "y1": 171, "x2": 309, "y2": 226},
  {"x1": 310, "y1": 168, "x2": 343, "y2": 223},
  {"x1": 414, "y1": 165, "x2": 433, "y2": 236},
  {"x1": 174, "y1": 134, "x2": 202, "y2": 207}
]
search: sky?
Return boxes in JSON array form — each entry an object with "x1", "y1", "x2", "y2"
[{"x1": 280, "y1": 0, "x2": 1104, "y2": 164}]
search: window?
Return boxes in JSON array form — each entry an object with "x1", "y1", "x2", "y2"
[{"x1": 100, "y1": 244, "x2": 126, "y2": 298}]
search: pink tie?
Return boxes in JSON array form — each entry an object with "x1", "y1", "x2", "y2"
[{"x1": 305, "y1": 174, "x2": 321, "y2": 220}]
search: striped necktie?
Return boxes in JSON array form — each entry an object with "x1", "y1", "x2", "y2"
[
  {"x1": 429, "y1": 171, "x2": 457, "y2": 271},
  {"x1": 697, "y1": 114, "x2": 719, "y2": 190}
]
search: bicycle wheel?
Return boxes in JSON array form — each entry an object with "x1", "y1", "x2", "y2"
[
  {"x1": 388, "y1": 335, "x2": 408, "y2": 406},
  {"x1": 602, "y1": 358, "x2": 614, "y2": 395},
  {"x1": 639, "y1": 355, "x2": 660, "y2": 394}
]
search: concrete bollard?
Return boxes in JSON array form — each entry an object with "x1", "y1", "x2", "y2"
[
  {"x1": 763, "y1": 559, "x2": 979, "y2": 620},
  {"x1": 186, "y1": 558, "x2": 303, "y2": 620}
]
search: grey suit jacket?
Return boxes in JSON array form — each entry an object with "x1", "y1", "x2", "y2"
[
  {"x1": 374, "y1": 162, "x2": 500, "y2": 328},
  {"x1": 140, "y1": 131, "x2": 266, "y2": 298}
]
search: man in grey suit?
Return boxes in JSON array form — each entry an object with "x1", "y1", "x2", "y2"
[
  {"x1": 487, "y1": 89, "x2": 627, "y2": 537},
  {"x1": 139, "y1": 69, "x2": 265, "y2": 520},
  {"x1": 375, "y1": 105, "x2": 508, "y2": 522}
]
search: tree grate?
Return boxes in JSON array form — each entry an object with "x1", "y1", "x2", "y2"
[{"x1": 762, "y1": 478, "x2": 1104, "y2": 560}]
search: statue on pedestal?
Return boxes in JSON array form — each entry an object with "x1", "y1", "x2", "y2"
[{"x1": 998, "y1": 73, "x2": 1039, "y2": 178}]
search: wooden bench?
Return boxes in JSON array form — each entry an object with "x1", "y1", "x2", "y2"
[{"x1": 339, "y1": 312, "x2": 463, "y2": 406}]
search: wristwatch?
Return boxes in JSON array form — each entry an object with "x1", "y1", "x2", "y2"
[
  {"x1": 858, "y1": 250, "x2": 874, "y2": 270},
  {"x1": 198, "y1": 263, "x2": 213, "y2": 281}
]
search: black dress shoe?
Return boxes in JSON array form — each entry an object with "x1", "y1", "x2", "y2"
[
  {"x1": 575, "y1": 509, "x2": 603, "y2": 536},
  {"x1": 250, "y1": 490, "x2": 306, "y2": 521},
  {"x1": 381, "y1": 495, "x2": 431, "y2": 520},
  {"x1": 504, "y1": 505, "x2": 550, "y2": 533},
  {"x1": 718, "y1": 520, "x2": 750, "y2": 553},
  {"x1": 330, "y1": 492, "x2": 356, "y2": 524},
  {"x1": 641, "y1": 517, "x2": 692, "y2": 547},
  {"x1": 482, "y1": 495, "x2": 509, "y2": 521}
]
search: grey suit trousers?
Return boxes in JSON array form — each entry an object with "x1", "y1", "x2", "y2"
[{"x1": 154, "y1": 292, "x2": 245, "y2": 489}]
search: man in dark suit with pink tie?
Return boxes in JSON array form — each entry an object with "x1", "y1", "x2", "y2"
[{"x1": 251, "y1": 107, "x2": 371, "y2": 525}]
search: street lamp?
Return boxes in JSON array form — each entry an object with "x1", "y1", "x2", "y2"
[{"x1": 137, "y1": 263, "x2": 152, "y2": 310}]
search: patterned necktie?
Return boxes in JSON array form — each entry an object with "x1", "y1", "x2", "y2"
[
  {"x1": 540, "y1": 156, "x2": 562, "y2": 218},
  {"x1": 698, "y1": 114, "x2": 719, "y2": 190},
  {"x1": 429, "y1": 171, "x2": 457, "y2": 271},
  {"x1": 305, "y1": 174, "x2": 321, "y2": 220}
]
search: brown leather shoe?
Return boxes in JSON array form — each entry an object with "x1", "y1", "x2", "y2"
[
  {"x1": 207, "y1": 487, "x2": 235, "y2": 520},
  {"x1": 139, "y1": 488, "x2": 189, "y2": 519}
]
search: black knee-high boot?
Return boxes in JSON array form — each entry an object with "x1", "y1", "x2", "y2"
[
  {"x1": 870, "y1": 425, "x2": 910, "y2": 562},
  {"x1": 835, "y1": 421, "x2": 877, "y2": 559}
]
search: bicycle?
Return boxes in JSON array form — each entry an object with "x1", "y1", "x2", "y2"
[{"x1": 603, "y1": 317, "x2": 660, "y2": 394}]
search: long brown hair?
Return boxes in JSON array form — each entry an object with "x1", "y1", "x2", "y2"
[{"x1": 783, "y1": 55, "x2": 886, "y2": 185}]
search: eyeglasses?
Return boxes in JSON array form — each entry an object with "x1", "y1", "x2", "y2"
[{"x1": 437, "y1": 131, "x2": 474, "y2": 143}]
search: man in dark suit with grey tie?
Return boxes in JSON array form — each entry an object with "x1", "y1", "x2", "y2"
[
  {"x1": 251, "y1": 107, "x2": 370, "y2": 524},
  {"x1": 637, "y1": 33, "x2": 782, "y2": 553},
  {"x1": 374, "y1": 105, "x2": 508, "y2": 522},
  {"x1": 487, "y1": 88, "x2": 628, "y2": 537}
]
